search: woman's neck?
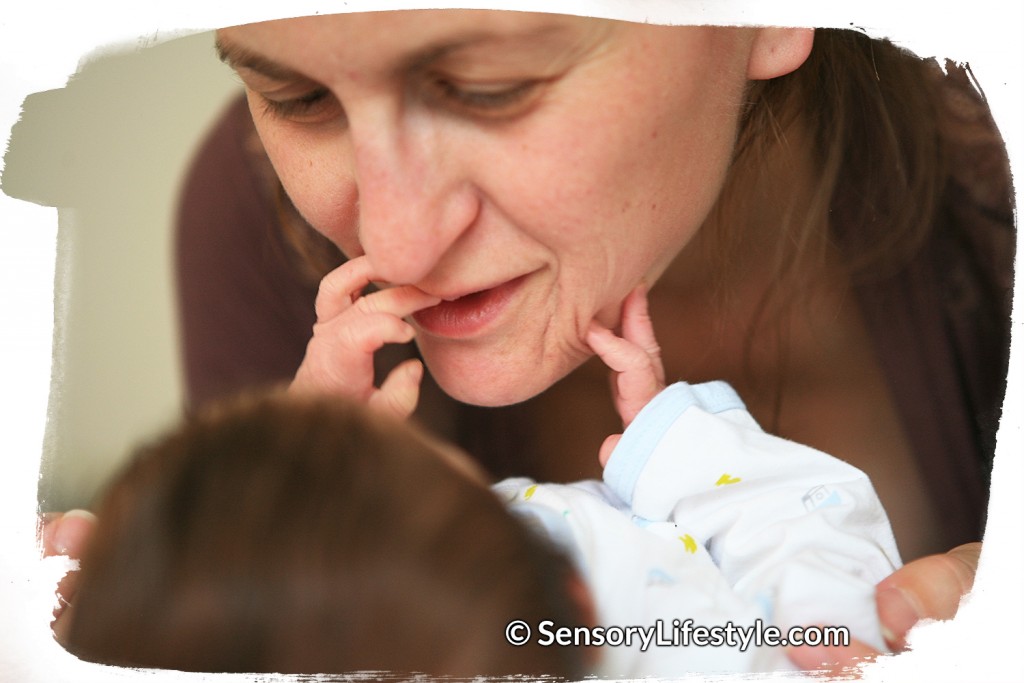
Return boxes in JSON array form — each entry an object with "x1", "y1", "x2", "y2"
[
  {"x1": 648, "y1": 236, "x2": 856, "y2": 424},
  {"x1": 647, "y1": 118, "x2": 843, "y2": 412}
]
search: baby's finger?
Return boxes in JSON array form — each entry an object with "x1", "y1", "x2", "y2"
[
  {"x1": 372, "y1": 358, "x2": 425, "y2": 419},
  {"x1": 321, "y1": 312, "x2": 418, "y2": 358},
  {"x1": 292, "y1": 313, "x2": 417, "y2": 396},
  {"x1": 621, "y1": 284, "x2": 665, "y2": 386},
  {"x1": 314, "y1": 256, "x2": 376, "y2": 321},
  {"x1": 354, "y1": 285, "x2": 441, "y2": 321},
  {"x1": 598, "y1": 434, "x2": 621, "y2": 468},
  {"x1": 587, "y1": 323, "x2": 661, "y2": 426},
  {"x1": 586, "y1": 323, "x2": 651, "y2": 375}
]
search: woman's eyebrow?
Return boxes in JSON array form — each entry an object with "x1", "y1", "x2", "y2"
[
  {"x1": 215, "y1": 37, "x2": 303, "y2": 81},
  {"x1": 403, "y1": 24, "x2": 571, "y2": 71},
  {"x1": 215, "y1": 22, "x2": 572, "y2": 81}
]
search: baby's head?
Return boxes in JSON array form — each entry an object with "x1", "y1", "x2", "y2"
[{"x1": 62, "y1": 392, "x2": 589, "y2": 678}]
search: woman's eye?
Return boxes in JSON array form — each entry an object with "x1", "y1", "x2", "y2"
[
  {"x1": 258, "y1": 88, "x2": 340, "y2": 123},
  {"x1": 432, "y1": 78, "x2": 541, "y2": 116}
]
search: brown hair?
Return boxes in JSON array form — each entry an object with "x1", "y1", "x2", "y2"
[
  {"x1": 63, "y1": 393, "x2": 588, "y2": 678},
  {"x1": 700, "y1": 28, "x2": 1013, "y2": 423},
  {"x1": 715, "y1": 29, "x2": 946, "y2": 285}
]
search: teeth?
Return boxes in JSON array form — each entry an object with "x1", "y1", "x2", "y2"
[
  {"x1": 434, "y1": 278, "x2": 514, "y2": 303},
  {"x1": 442, "y1": 288, "x2": 483, "y2": 303}
]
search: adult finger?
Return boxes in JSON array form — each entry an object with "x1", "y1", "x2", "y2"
[
  {"x1": 52, "y1": 572, "x2": 79, "y2": 644},
  {"x1": 875, "y1": 542, "x2": 980, "y2": 650},
  {"x1": 39, "y1": 510, "x2": 96, "y2": 638},
  {"x1": 39, "y1": 509, "x2": 96, "y2": 559},
  {"x1": 785, "y1": 638, "x2": 879, "y2": 674}
]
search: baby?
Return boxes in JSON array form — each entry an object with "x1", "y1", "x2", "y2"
[
  {"x1": 62, "y1": 391, "x2": 589, "y2": 677},
  {"x1": 62, "y1": 265, "x2": 901, "y2": 678}
]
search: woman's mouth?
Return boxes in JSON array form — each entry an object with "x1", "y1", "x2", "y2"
[{"x1": 412, "y1": 275, "x2": 528, "y2": 339}]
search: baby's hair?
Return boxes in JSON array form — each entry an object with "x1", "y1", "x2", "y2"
[{"x1": 63, "y1": 392, "x2": 588, "y2": 678}]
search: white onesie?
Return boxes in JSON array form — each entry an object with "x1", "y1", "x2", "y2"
[{"x1": 492, "y1": 381, "x2": 902, "y2": 677}]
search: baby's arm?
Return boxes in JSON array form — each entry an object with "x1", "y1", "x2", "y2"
[
  {"x1": 290, "y1": 256, "x2": 439, "y2": 419},
  {"x1": 603, "y1": 383, "x2": 901, "y2": 653},
  {"x1": 586, "y1": 285, "x2": 666, "y2": 465}
]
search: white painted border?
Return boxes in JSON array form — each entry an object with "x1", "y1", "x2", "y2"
[{"x1": 2, "y1": 2, "x2": 1020, "y2": 681}]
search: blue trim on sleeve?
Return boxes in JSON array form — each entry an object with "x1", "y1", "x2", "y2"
[
  {"x1": 602, "y1": 381, "x2": 745, "y2": 507},
  {"x1": 691, "y1": 380, "x2": 746, "y2": 414}
]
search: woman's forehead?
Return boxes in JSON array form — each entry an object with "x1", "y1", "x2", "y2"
[{"x1": 217, "y1": 11, "x2": 615, "y2": 80}]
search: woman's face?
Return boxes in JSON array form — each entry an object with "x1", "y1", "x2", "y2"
[{"x1": 217, "y1": 11, "x2": 784, "y2": 406}]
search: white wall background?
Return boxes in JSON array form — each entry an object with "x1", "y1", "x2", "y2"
[{"x1": 2, "y1": 30, "x2": 240, "y2": 511}]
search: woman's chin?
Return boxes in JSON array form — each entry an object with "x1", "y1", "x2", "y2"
[
  {"x1": 424, "y1": 351, "x2": 578, "y2": 408},
  {"x1": 430, "y1": 369, "x2": 545, "y2": 408}
]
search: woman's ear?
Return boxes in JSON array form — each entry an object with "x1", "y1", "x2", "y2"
[{"x1": 747, "y1": 27, "x2": 815, "y2": 80}]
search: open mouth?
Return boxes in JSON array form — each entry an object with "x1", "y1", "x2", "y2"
[{"x1": 412, "y1": 275, "x2": 528, "y2": 339}]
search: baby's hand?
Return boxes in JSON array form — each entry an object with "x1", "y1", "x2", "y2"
[
  {"x1": 586, "y1": 285, "x2": 666, "y2": 466},
  {"x1": 290, "y1": 256, "x2": 440, "y2": 419}
]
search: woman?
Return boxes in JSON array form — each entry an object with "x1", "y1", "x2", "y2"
[{"x1": 47, "y1": 10, "x2": 1012, "y2": 671}]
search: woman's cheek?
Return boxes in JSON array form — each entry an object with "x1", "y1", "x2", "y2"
[
  {"x1": 592, "y1": 299, "x2": 625, "y2": 329},
  {"x1": 311, "y1": 189, "x2": 361, "y2": 256},
  {"x1": 254, "y1": 119, "x2": 358, "y2": 255},
  {"x1": 285, "y1": 162, "x2": 361, "y2": 255}
]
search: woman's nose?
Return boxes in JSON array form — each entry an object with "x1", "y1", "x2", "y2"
[{"x1": 350, "y1": 113, "x2": 479, "y2": 285}]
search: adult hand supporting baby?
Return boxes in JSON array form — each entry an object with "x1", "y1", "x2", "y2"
[
  {"x1": 290, "y1": 256, "x2": 440, "y2": 418},
  {"x1": 876, "y1": 542, "x2": 980, "y2": 649},
  {"x1": 786, "y1": 542, "x2": 981, "y2": 673},
  {"x1": 39, "y1": 510, "x2": 97, "y2": 642}
]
